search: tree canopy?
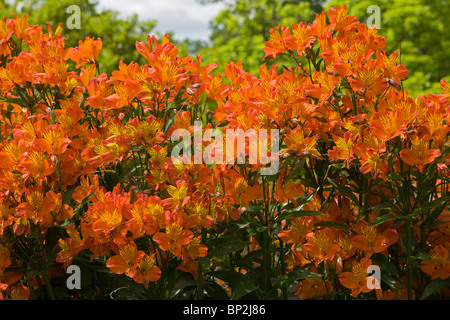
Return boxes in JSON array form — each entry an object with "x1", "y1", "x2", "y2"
[{"x1": 196, "y1": 0, "x2": 327, "y2": 76}]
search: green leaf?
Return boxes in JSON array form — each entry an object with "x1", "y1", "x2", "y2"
[
  {"x1": 203, "y1": 281, "x2": 231, "y2": 300},
  {"x1": 369, "y1": 213, "x2": 398, "y2": 228},
  {"x1": 72, "y1": 191, "x2": 96, "y2": 221},
  {"x1": 245, "y1": 206, "x2": 266, "y2": 213},
  {"x1": 326, "y1": 177, "x2": 359, "y2": 204},
  {"x1": 276, "y1": 268, "x2": 322, "y2": 289},
  {"x1": 372, "y1": 254, "x2": 399, "y2": 278},
  {"x1": 368, "y1": 202, "x2": 396, "y2": 212},
  {"x1": 50, "y1": 109, "x2": 57, "y2": 124},
  {"x1": 420, "y1": 278, "x2": 450, "y2": 300},
  {"x1": 413, "y1": 195, "x2": 450, "y2": 216},
  {"x1": 414, "y1": 252, "x2": 432, "y2": 261},
  {"x1": 401, "y1": 221, "x2": 415, "y2": 255},
  {"x1": 208, "y1": 270, "x2": 258, "y2": 300},
  {"x1": 208, "y1": 239, "x2": 253, "y2": 257},
  {"x1": 276, "y1": 210, "x2": 324, "y2": 222},
  {"x1": 62, "y1": 185, "x2": 76, "y2": 206},
  {"x1": 236, "y1": 249, "x2": 263, "y2": 267}
]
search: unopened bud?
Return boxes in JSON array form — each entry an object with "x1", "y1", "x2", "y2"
[{"x1": 217, "y1": 119, "x2": 229, "y2": 127}]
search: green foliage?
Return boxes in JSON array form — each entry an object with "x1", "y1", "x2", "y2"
[{"x1": 196, "y1": 0, "x2": 326, "y2": 75}]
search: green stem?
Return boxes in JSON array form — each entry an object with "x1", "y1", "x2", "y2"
[{"x1": 41, "y1": 271, "x2": 56, "y2": 300}]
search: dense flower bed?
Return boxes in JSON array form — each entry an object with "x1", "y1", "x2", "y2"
[{"x1": 0, "y1": 6, "x2": 449, "y2": 300}]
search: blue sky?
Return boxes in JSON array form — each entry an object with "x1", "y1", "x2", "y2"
[{"x1": 97, "y1": 0, "x2": 226, "y2": 41}]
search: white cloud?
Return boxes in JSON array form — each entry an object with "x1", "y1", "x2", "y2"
[{"x1": 97, "y1": 0, "x2": 225, "y2": 41}]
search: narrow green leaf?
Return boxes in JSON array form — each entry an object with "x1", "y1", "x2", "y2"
[
  {"x1": 326, "y1": 177, "x2": 359, "y2": 204},
  {"x1": 276, "y1": 210, "x2": 324, "y2": 222},
  {"x1": 420, "y1": 278, "x2": 450, "y2": 300},
  {"x1": 369, "y1": 214, "x2": 398, "y2": 227},
  {"x1": 72, "y1": 191, "x2": 96, "y2": 220},
  {"x1": 314, "y1": 221, "x2": 352, "y2": 231},
  {"x1": 209, "y1": 239, "x2": 253, "y2": 257},
  {"x1": 276, "y1": 268, "x2": 321, "y2": 289}
]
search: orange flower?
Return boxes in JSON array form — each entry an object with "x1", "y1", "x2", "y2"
[
  {"x1": 129, "y1": 254, "x2": 161, "y2": 287},
  {"x1": 370, "y1": 109, "x2": 406, "y2": 142},
  {"x1": 17, "y1": 148, "x2": 55, "y2": 178},
  {"x1": 181, "y1": 236, "x2": 208, "y2": 261},
  {"x1": 162, "y1": 181, "x2": 190, "y2": 210},
  {"x1": 352, "y1": 221, "x2": 398, "y2": 257},
  {"x1": 262, "y1": 26, "x2": 291, "y2": 60},
  {"x1": 278, "y1": 217, "x2": 314, "y2": 246},
  {"x1": 106, "y1": 242, "x2": 142, "y2": 275},
  {"x1": 153, "y1": 222, "x2": 194, "y2": 257},
  {"x1": 38, "y1": 124, "x2": 71, "y2": 155},
  {"x1": 293, "y1": 277, "x2": 332, "y2": 300},
  {"x1": 328, "y1": 131, "x2": 355, "y2": 168},
  {"x1": 65, "y1": 36, "x2": 102, "y2": 68},
  {"x1": 339, "y1": 257, "x2": 374, "y2": 297},
  {"x1": 274, "y1": 176, "x2": 304, "y2": 206},
  {"x1": 15, "y1": 190, "x2": 56, "y2": 227},
  {"x1": 56, "y1": 225, "x2": 85, "y2": 267},
  {"x1": 400, "y1": 136, "x2": 441, "y2": 172},
  {"x1": 350, "y1": 66, "x2": 387, "y2": 98},
  {"x1": 303, "y1": 227, "x2": 340, "y2": 265},
  {"x1": 421, "y1": 244, "x2": 450, "y2": 280},
  {"x1": 281, "y1": 127, "x2": 321, "y2": 159}
]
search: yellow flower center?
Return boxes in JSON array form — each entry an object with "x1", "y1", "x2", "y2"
[
  {"x1": 119, "y1": 244, "x2": 137, "y2": 265},
  {"x1": 352, "y1": 263, "x2": 368, "y2": 285},
  {"x1": 27, "y1": 191, "x2": 44, "y2": 212},
  {"x1": 138, "y1": 255, "x2": 156, "y2": 272},
  {"x1": 362, "y1": 226, "x2": 377, "y2": 246}
]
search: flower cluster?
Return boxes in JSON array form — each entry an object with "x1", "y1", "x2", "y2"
[{"x1": 0, "y1": 6, "x2": 449, "y2": 300}]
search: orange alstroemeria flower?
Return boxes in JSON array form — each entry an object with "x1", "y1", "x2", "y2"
[
  {"x1": 107, "y1": 242, "x2": 143, "y2": 275},
  {"x1": 421, "y1": 244, "x2": 450, "y2": 280},
  {"x1": 350, "y1": 65, "x2": 387, "y2": 98},
  {"x1": 370, "y1": 109, "x2": 406, "y2": 142},
  {"x1": 17, "y1": 147, "x2": 55, "y2": 178},
  {"x1": 15, "y1": 190, "x2": 56, "y2": 228},
  {"x1": 56, "y1": 225, "x2": 85, "y2": 267},
  {"x1": 153, "y1": 222, "x2": 194, "y2": 258},
  {"x1": 400, "y1": 136, "x2": 441, "y2": 172},
  {"x1": 274, "y1": 176, "x2": 304, "y2": 206},
  {"x1": 304, "y1": 227, "x2": 341, "y2": 265},
  {"x1": 0, "y1": 200, "x2": 13, "y2": 234},
  {"x1": 278, "y1": 216, "x2": 313, "y2": 245},
  {"x1": 181, "y1": 236, "x2": 208, "y2": 261},
  {"x1": 129, "y1": 253, "x2": 161, "y2": 287},
  {"x1": 328, "y1": 131, "x2": 355, "y2": 168},
  {"x1": 293, "y1": 276, "x2": 332, "y2": 300},
  {"x1": 352, "y1": 221, "x2": 398, "y2": 257},
  {"x1": 262, "y1": 26, "x2": 291, "y2": 61},
  {"x1": 65, "y1": 36, "x2": 102, "y2": 68},
  {"x1": 38, "y1": 124, "x2": 71, "y2": 155},
  {"x1": 339, "y1": 257, "x2": 375, "y2": 297},
  {"x1": 162, "y1": 181, "x2": 190, "y2": 210},
  {"x1": 281, "y1": 127, "x2": 321, "y2": 159}
]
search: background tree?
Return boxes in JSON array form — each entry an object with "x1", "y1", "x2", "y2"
[
  {"x1": 196, "y1": 0, "x2": 326, "y2": 75},
  {"x1": 0, "y1": 0, "x2": 157, "y2": 74}
]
